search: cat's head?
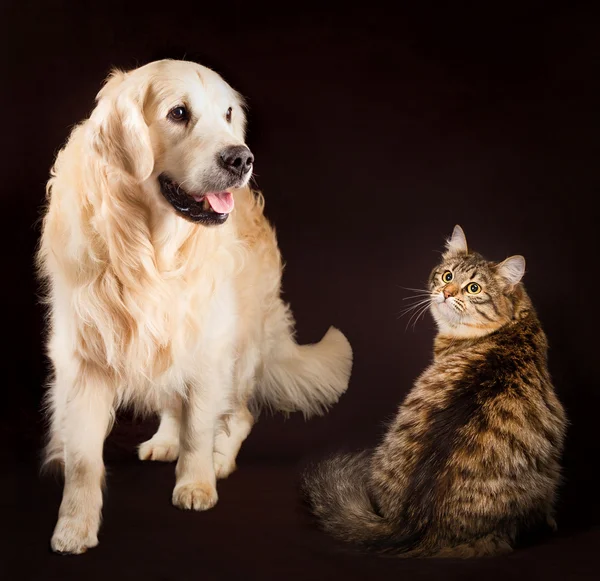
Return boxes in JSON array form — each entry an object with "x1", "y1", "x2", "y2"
[{"x1": 428, "y1": 225, "x2": 526, "y2": 338}]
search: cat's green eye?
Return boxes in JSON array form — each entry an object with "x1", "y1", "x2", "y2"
[
  {"x1": 442, "y1": 271, "x2": 453, "y2": 283},
  {"x1": 466, "y1": 282, "x2": 481, "y2": 294}
]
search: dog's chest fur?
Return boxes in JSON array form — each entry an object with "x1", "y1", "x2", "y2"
[{"x1": 117, "y1": 220, "x2": 240, "y2": 398}]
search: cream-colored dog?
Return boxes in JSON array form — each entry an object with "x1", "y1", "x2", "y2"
[{"x1": 37, "y1": 59, "x2": 352, "y2": 554}]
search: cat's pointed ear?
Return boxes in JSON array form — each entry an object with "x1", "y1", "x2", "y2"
[
  {"x1": 444, "y1": 225, "x2": 468, "y2": 256},
  {"x1": 496, "y1": 255, "x2": 526, "y2": 289}
]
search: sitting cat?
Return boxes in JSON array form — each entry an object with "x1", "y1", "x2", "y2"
[{"x1": 302, "y1": 225, "x2": 566, "y2": 558}]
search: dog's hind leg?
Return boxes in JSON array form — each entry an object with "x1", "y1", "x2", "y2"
[
  {"x1": 212, "y1": 344, "x2": 258, "y2": 479},
  {"x1": 138, "y1": 397, "x2": 182, "y2": 462},
  {"x1": 213, "y1": 405, "x2": 254, "y2": 479}
]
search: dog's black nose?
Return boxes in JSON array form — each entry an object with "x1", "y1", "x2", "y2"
[{"x1": 219, "y1": 145, "x2": 254, "y2": 175}]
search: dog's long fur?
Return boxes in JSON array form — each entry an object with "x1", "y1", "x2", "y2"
[{"x1": 37, "y1": 59, "x2": 352, "y2": 554}]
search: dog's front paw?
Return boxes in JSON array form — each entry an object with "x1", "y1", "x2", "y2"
[
  {"x1": 214, "y1": 453, "x2": 237, "y2": 479},
  {"x1": 138, "y1": 436, "x2": 180, "y2": 462},
  {"x1": 172, "y1": 482, "x2": 218, "y2": 511},
  {"x1": 51, "y1": 515, "x2": 99, "y2": 555}
]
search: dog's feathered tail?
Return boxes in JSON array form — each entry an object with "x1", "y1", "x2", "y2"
[{"x1": 252, "y1": 300, "x2": 352, "y2": 417}]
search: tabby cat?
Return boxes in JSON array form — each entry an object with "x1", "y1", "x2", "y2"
[{"x1": 302, "y1": 225, "x2": 566, "y2": 558}]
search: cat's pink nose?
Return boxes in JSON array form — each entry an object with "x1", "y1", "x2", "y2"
[{"x1": 443, "y1": 285, "x2": 458, "y2": 299}]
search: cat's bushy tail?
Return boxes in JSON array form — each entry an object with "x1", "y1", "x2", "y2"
[
  {"x1": 302, "y1": 452, "x2": 515, "y2": 558},
  {"x1": 301, "y1": 451, "x2": 424, "y2": 555}
]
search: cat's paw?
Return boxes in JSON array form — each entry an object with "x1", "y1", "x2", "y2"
[
  {"x1": 138, "y1": 436, "x2": 179, "y2": 462},
  {"x1": 51, "y1": 515, "x2": 99, "y2": 555},
  {"x1": 172, "y1": 482, "x2": 218, "y2": 511}
]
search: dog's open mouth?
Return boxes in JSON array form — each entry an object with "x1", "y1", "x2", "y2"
[{"x1": 158, "y1": 174, "x2": 234, "y2": 225}]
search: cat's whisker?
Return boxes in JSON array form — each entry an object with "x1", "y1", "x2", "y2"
[
  {"x1": 402, "y1": 293, "x2": 432, "y2": 301},
  {"x1": 401, "y1": 298, "x2": 431, "y2": 306},
  {"x1": 399, "y1": 302, "x2": 430, "y2": 313},
  {"x1": 397, "y1": 308, "x2": 427, "y2": 320},
  {"x1": 405, "y1": 301, "x2": 432, "y2": 330},
  {"x1": 398, "y1": 286, "x2": 431, "y2": 294},
  {"x1": 409, "y1": 302, "x2": 432, "y2": 331},
  {"x1": 397, "y1": 308, "x2": 427, "y2": 321},
  {"x1": 402, "y1": 302, "x2": 429, "y2": 327},
  {"x1": 397, "y1": 299, "x2": 432, "y2": 318}
]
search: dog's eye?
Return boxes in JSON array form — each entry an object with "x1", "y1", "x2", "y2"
[
  {"x1": 168, "y1": 106, "x2": 189, "y2": 123},
  {"x1": 225, "y1": 107, "x2": 232, "y2": 123}
]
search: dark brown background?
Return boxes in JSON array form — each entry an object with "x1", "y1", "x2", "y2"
[{"x1": 2, "y1": 1, "x2": 599, "y2": 579}]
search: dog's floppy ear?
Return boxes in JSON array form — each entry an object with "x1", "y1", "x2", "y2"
[{"x1": 89, "y1": 69, "x2": 154, "y2": 182}]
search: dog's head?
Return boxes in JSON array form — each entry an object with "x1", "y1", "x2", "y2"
[{"x1": 89, "y1": 59, "x2": 252, "y2": 225}]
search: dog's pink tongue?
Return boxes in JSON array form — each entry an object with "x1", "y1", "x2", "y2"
[{"x1": 205, "y1": 192, "x2": 234, "y2": 214}]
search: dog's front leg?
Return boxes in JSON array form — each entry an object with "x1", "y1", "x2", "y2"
[
  {"x1": 50, "y1": 364, "x2": 115, "y2": 554},
  {"x1": 172, "y1": 362, "x2": 231, "y2": 511}
]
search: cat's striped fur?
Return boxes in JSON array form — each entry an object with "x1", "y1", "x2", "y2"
[{"x1": 302, "y1": 226, "x2": 566, "y2": 558}]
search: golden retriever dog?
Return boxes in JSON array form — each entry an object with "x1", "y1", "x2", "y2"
[{"x1": 37, "y1": 59, "x2": 352, "y2": 554}]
